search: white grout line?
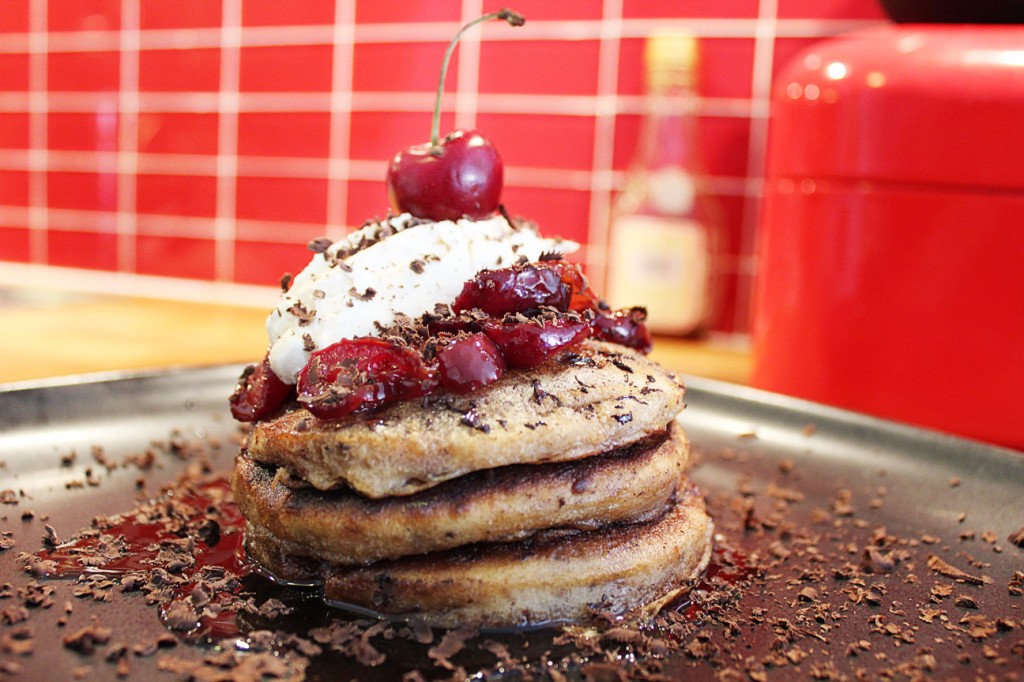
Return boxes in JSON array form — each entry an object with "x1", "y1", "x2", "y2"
[
  {"x1": 586, "y1": 0, "x2": 624, "y2": 290},
  {"x1": 326, "y1": 0, "x2": 356, "y2": 238},
  {"x1": 214, "y1": 0, "x2": 242, "y2": 282},
  {"x1": 0, "y1": 145, "x2": 755, "y2": 194},
  {"x1": 134, "y1": 213, "x2": 216, "y2": 238},
  {"x1": 0, "y1": 17, "x2": 880, "y2": 55},
  {"x1": 116, "y1": 0, "x2": 141, "y2": 274},
  {"x1": 0, "y1": 89, "x2": 763, "y2": 118},
  {"x1": 0, "y1": 206, "x2": 29, "y2": 226},
  {"x1": 734, "y1": 0, "x2": 781, "y2": 334},
  {"x1": 454, "y1": 0, "x2": 484, "y2": 132},
  {"x1": 134, "y1": 154, "x2": 219, "y2": 176},
  {"x1": 235, "y1": 156, "x2": 330, "y2": 178},
  {"x1": 74, "y1": 210, "x2": 120, "y2": 233},
  {"x1": 26, "y1": 0, "x2": 48, "y2": 265}
]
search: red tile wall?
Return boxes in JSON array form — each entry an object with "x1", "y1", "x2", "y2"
[{"x1": 0, "y1": 0, "x2": 887, "y2": 332}]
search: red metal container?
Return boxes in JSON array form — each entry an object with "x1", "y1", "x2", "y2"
[{"x1": 752, "y1": 24, "x2": 1024, "y2": 449}]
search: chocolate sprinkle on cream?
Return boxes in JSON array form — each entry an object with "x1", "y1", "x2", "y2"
[
  {"x1": 286, "y1": 301, "x2": 315, "y2": 326},
  {"x1": 306, "y1": 236, "x2": 333, "y2": 253},
  {"x1": 348, "y1": 287, "x2": 377, "y2": 302}
]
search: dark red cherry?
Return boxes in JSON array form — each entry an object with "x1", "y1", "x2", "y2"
[
  {"x1": 592, "y1": 307, "x2": 652, "y2": 353},
  {"x1": 436, "y1": 332, "x2": 506, "y2": 393},
  {"x1": 296, "y1": 338, "x2": 436, "y2": 419},
  {"x1": 384, "y1": 10, "x2": 523, "y2": 221},
  {"x1": 549, "y1": 261, "x2": 602, "y2": 312},
  {"x1": 387, "y1": 130, "x2": 503, "y2": 222},
  {"x1": 229, "y1": 355, "x2": 292, "y2": 422},
  {"x1": 452, "y1": 262, "x2": 570, "y2": 316},
  {"x1": 482, "y1": 318, "x2": 591, "y2": 369}
]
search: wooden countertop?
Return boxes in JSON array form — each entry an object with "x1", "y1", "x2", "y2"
[{"x1": 0, "y1": 287, "x2": 752, "y2": 386}]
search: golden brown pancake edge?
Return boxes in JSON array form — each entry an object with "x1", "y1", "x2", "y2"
[
  {"x1": 232, "y1": 422, "x2": 689, "y2": 565},
  {"x1": 243, "y1": 481, "x2": 714, "y2": 628},
  {"x1": 244, "y1": 341, "x2": 685, "y2": 498}
]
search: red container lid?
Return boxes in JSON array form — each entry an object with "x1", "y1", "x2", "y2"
[{"x1": 768, "y1": 25, "x2": 1024, "y2": 191}]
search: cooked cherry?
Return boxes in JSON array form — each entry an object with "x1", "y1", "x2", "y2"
[
  {"x1": 592, "y1": 307, "x2": 652, "y2": 353},
  {"x1": 229, "y1": 355, "x2": 292, "y2": 422},
  {"x1": 482, "y1": 318, "x2": 591, "y2": 369},
  {"x1": 452, "y1": 262, "x2": 570, "y2": 316},
  {"x1": 296, "y1": 338, "x2": 436, "y2": 419},
  {"x1": 549, "y1": 261, "x2": 602, "y2": 312},
  {"x1": 436, "y1": 332, "x2": 506, "y2": 393}
]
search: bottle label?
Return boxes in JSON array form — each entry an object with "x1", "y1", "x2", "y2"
[
  {"x1": 648, "y1": 167, "x2": 695, "y2": 215},
  {"x1": 607, "y1": 214, "x2": 708, "y2": 335}
]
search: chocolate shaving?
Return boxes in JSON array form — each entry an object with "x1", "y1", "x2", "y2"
[
  {"x1": 1008, "y1": 527, "x2": 1024, "y2": 548},
  {"x1": 41, "y1": 525, "x2": 60, "y2": 548},
  {"x1": 306, "y1": 236, "x2": 333, "y2": 253},
  {"x1": 286, "y1": 302, "x2": 315, "y2": 326},
  {"x1": 531, "y1": 380, "x2": 563, "y2": 407},
  {"x1": 610, "y1": 359, "x2": 633, "y2": 373},
  {"x1": 428, "y1": 628, "x2": 478, "y2": 670},
  {"x1": 63, "y1": 620, "x2": 112, "y2": 655},
  {"x1": 1009, "y1": 570, "x2": 1024, "y2": 598},
  {"x1": 459, "y1": 410, "x2": 491, "y2": 434},
  {"x1": 347, "y1": 287, "x2": 377, "y2": 302},
  {"x1": 926, "y1": 554, "x2": 990, "y2": 585}
]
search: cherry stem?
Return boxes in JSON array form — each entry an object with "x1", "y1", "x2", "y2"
[{"x1": 430, "y1": 8, "x2": 526, "y2": 149}]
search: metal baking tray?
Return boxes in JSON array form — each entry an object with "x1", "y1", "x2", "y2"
[{"x1": 1, "y1": 367, "x2": 1022, "y2": 680}]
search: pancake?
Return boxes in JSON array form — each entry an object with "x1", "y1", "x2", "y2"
[
  {"x1": 233, "y1": 423, "x2": 688, "y2": 565},
  {"x1": 245, "y1": 340, "x2": 684, "y2": 498},
  {"x1": 244, "y1": 481, "x2": 713, "y2": 628}
]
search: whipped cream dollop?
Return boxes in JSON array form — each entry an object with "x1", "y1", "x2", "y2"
[{"x1": 266, "y1": 213, "x2": 577, "y2": 383}]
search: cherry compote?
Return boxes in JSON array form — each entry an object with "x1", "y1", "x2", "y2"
[
  {"x1": 229, "y1": 355, "x2": 293, "y2": 423},
  {"x1": 452, "y1": 262, "x2": 571, "y2": 316},
  {"x1": 34, "y1": 478, "x2": 249, "y2": 644},
  {"x1": 482, "y1": 318, "x2": 591, "y2": 369},
  {"x1": 592, "y1": 307, "x2": 653, "y2": 353},
  {"x1": 231, "y1": 261, "x2": 651, "y2": 422},
  {"x1": 297, "y1": 338, "x2": 437, "y2": 419},
  {"x1": 436, "y1": 332, "x2": 507, "y2": 393}
]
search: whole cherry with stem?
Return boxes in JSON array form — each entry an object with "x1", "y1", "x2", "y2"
[{"x1": 387, "y1": 9, "x2": 525, "y2": 222}]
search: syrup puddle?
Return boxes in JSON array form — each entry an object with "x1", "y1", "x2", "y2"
[
  {"x1": 32, "y1": 475, "x2": 753, "y2": 676},
  {"x1": 35, "y1": 478, "x2": 249, "y2": 643}
]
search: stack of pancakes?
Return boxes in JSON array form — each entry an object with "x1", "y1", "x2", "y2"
[{"x1": 233, "y1": 340, "x2": 713, "y2": 627}]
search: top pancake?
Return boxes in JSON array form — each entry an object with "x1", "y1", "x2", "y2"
[{"x1": 245, "y1": 340, "x2": 685, "y2": 498}]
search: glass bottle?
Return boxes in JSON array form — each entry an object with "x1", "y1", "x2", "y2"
[{"x1": 606, "y1": 31, "x2": 721, "y2": 337}]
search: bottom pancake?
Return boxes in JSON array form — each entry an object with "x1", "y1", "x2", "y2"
[{"x1": 244, "y1": 482, "x2": 713, "y2": 628}]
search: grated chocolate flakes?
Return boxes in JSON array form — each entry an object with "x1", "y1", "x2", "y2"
[
  {"x1": 1009, "y1": 526, "x2": 1024, "y2": 548},
  {"x1": 2, "y1": 430, "x2": 1020, "y2": 681}
]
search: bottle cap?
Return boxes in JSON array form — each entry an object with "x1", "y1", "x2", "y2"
[{"x1": 645, "y1": 31, "x2": 698, "y2": 90}]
